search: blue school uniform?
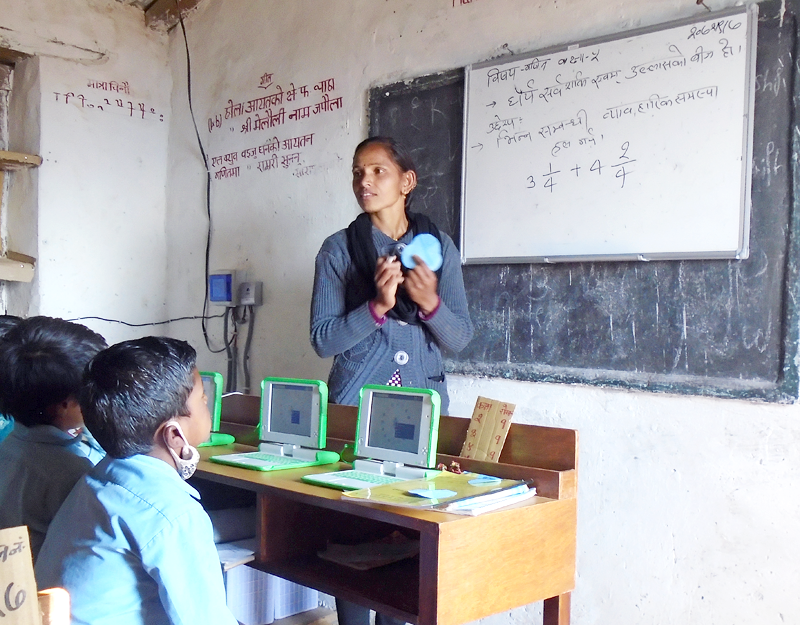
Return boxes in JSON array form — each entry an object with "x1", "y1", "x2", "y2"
[
  {"x1": 0, "y1": 414, "x2": 13, "y2": 443},
  {"x1": 35, "y1": 454, "x2": 237, "y2": 625},
  {"x1": 0, "y1": 422, "x2": 105, "y2": 559}
]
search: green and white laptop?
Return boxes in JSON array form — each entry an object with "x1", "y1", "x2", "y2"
[
  {"x1": 198, "y1": 371, "x2": 235, "y2": 447},
  {"x1": 302, "y1": 385, "x2": 441, "y2": 491},
  {"x1": 210, "y1": 377, "x2": 339, "y2": 471}
]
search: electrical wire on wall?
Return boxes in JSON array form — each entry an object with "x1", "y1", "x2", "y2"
[
  {"x1": 242, "y1": 305, "x2": 256, "y2": 394},
  {"x1": 175, "y1": 3, "x2": 221, "y2": 356},
  {"x1": 175, "y1": 1, "x2": 255, "y2": 392},
  {"x1": 68, "y1": 313, "x2": 225, "y2": 328}
]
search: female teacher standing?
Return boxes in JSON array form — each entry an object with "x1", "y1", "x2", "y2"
[
  {"x1": 311, "y1": 136, "x2": 473, "y2": 415},
  {"x1": 310, "y1": 137, "x2": 473, "y2": 625}
]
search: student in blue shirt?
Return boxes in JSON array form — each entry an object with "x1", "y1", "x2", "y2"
[
  {"x1": 0, "y1": 316, "x2": 107, "y2": 558},
  {"x1": 35, "y1": 336, "x2": 238, "y2": 625},
  {"x1": 0, "y1": 314, "x2": 22, "y2": 444}
]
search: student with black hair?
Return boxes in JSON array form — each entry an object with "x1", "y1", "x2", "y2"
[
  {"x1": 35, "y1": 336, "x2": 237, "y2": 625},
  {"x1": 0, "y1": 316, "x2": 107, "y2": 558}
]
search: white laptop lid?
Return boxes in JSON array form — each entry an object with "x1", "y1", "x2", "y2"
[
  {"x1": 259, "y1": 377, "x2": 328, "y2": 449},
  {"x1": 355, "y1": 385, "x2": 441, "y2": 468}
]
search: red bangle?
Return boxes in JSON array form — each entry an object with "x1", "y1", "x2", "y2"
[
  {"x1": 368, "y1": 301, "x2": 387, "y2": 326},
  {"x1": 418, "y1": 297, "x2": 441, "y2": 321}
]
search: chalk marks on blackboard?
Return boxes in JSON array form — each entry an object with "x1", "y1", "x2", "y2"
[
  {"x1": 755, "y1": 62, "x2": 787, "y2": 99},
  {"x1": 372, "y1": 8, "x2": 799, "y2": 398}
]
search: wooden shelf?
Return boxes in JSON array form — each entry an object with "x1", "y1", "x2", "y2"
[
  {"x1": 0, "y1": 150, "x2": 42, "y2": 171},
  {"x1": 0, "y1": 151, "x2": 40, "y2": 282},
  {"x1": 0, "y1": 255, "x2": 35, "y2": 282}
]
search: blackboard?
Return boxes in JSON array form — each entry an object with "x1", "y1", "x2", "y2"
[
  {"x1": 462, "y1": 6, "x2": 757, "y2": 263},
  {"x1": 369, "y1": 71, "x2": 464, "y2": 246},
  {"x1": 368, "y1": 0, "x2": 800, "y2": 402}
]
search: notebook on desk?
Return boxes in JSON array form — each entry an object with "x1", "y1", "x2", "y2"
[
  {"x1": 210, "y1": 377, "x2": 340, "y2": 471},
  {"x1": 302, "y1": 385, "x2": 441, "y2": 491}
]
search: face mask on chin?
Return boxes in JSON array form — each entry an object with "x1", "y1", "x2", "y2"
[{"x1": 163, "y1": 420, "x2": 200, "y2": 480}]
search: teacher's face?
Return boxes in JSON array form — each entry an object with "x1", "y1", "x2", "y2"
[{"x1": 352, "y1": 143, "x2": 415, "y2": 218}]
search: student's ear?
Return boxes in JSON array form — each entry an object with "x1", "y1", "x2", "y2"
[
  {"x1": 48, "y1": 397, "x2": 84, "y2": 432},
  {"x1": 159, "y1": 420, "x2": 186, "y2": 454}
]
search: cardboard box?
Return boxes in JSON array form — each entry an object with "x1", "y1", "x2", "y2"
[{"x1": 459, "y1": 396, "x2": 515, "y2": 462}]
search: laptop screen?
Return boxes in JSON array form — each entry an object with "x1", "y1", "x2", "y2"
[
  {"x1": 366, "y1": 393, "x2": 423, "y2": 454},
  {"x1": 356, "y1": 386, "x2": 441, "y2": 468},
  {"x1": 259, "y1": 378, "x2": 328, "y2": 449},
  {"x1": 200, "y1": 371, "x2": 223, "y2": 433}
]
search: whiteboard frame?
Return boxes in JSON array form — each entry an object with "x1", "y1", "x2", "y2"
[{"x1": 460, "y1": 4, "x2": 758, "y2": 265}]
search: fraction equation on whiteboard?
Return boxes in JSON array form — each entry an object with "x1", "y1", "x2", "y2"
[{"x1": 526, "y1": 142, "x2": 636, "y2": 191}]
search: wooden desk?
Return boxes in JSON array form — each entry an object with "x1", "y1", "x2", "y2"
[{"x1": 196, "y1": 398, "x2": 577, "y2": 625}]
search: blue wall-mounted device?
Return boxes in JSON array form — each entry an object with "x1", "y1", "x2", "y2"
[{"x1": 209, "y1": 270, "x2": 239, "y2": 306}]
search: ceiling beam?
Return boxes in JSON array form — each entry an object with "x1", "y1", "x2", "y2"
[{"x1": 144, "y1": 0, "x2": 204, "y2": 30}]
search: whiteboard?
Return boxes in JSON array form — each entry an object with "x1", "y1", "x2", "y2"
[{"x1": 461, "y1": 5, "x2": 758, "y2": 263}]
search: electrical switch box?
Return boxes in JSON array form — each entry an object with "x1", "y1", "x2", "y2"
[{"x1": 238, "y1": 282, "x2": 263, "y2": 307}]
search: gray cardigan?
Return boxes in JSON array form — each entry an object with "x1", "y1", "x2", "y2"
[{"x1": 310, "y1": 225, "x2": 473, "y2": 413}]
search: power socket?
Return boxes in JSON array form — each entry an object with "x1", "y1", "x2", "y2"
[{"x1": 238, "y1": 281, "x2": 263, "y2": 306}]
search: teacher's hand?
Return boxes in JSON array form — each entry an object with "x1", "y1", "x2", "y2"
[
  {"x1": 405, "y1": 256, "x2": 439, "y2": 315},
  {"x1": 372, "y1": 256, "x2": 404, "y2": 317}
]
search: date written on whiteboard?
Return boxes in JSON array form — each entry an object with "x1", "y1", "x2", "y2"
[{"x1": 527, "y1": 142, "x2": 636, "y2": 191}]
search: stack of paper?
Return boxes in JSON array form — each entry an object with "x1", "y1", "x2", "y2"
[
  {"x1": 341, "y1": 472, "x2": 536, "y2": 516},
  {"x1": 216, "y1": 538, "x2": 256, "y2": 572}
]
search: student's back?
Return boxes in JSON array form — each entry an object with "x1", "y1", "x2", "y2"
[
  {"x1": 0, "y1": 421, "x2": 103, "y2": 553},
  {"x1": 37, "y1": 453, "x2": 224, "y2": 625},
  {"x1": 35, "y1": 336, "x2": 237, "y2": 625},
  {"x1": 0, "y1": 314, "x2": 22, "y2": 443},
  {"x1": 0, "y1": 316, "x2": 106, "y2": 558}
]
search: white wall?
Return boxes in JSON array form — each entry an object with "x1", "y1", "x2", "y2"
[
  {"x1": 1, "y1": 0, "x2": 171, "y2": 346},
  {"x1": 164, "y1": 1, "x2": 800, "y2": 623}
]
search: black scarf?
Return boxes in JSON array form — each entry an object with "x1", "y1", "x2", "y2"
[{"x1": 345, "y1": 211, "x2": 442, "y2": 324}]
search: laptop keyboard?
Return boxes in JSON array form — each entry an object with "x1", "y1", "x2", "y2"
[
  {"x1": 216, "y1": 452, "x2": 311, "y2": 468},
  {"x1": 245, "y1": 453, "x2": 308, "y2": 465},
  {"x1": 305, "y1": 469, "x2": 406, "y2": 490},
  {"x1": 336, "y1": 470, "x2": 404, "y2": 485}
]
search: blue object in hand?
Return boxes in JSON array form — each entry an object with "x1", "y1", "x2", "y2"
[
  {"x1": 468, "y1": 475, "x2": 502, "y2": 486},
  {"x1": 408, "y1": 488, "x2": 458, "y2": 499},
  {"x1": 401, "y1": 233, "x2": 443, "y2": 271}
]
